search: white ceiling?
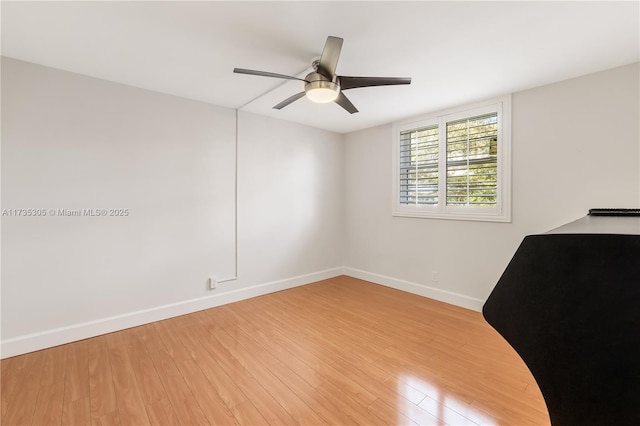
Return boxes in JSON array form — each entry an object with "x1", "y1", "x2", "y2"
[{"x1": 2, "y1": 1, "x2": 639, "y2": 134}]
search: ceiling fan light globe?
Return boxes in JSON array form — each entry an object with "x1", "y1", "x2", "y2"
[
  {"x1": 305, "y1": 80, "x2": 340, "y2": 103},
  {"x1": 307, "y1": 88, "x2": 339, "y2": 103}
]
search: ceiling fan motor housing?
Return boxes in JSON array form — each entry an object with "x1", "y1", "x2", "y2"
[{"x1": 304, "y1": 72, "x2": 340, "y2": 103}]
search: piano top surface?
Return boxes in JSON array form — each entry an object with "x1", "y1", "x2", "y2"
[{"x1": 546, "y1": 215, "x2": 640, "y2": 235}]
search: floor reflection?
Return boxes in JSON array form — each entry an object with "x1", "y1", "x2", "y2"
[{"x1": 398, "y1": 374, "x2": 497, "y2": 426}]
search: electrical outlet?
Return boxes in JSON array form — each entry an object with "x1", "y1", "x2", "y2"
[
  {"x1": 208, "y1": 277, "x2": 217, "y2": 290},
  {"x1": 431, "y1": 271, "x2": 439, "y2": 282}
]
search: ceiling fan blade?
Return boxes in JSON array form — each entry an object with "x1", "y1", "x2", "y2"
[
  {"x1": 317, "y1": 36, "x2": 343, "y2": 80},
  {"x1": 339, "y1": 76, "x2": 412, "y2": 90},
  {"x1": 334, "y1": 92, "x2": 359, "y2": 114},
  {"x1": 273, "y1": 92, "x2": 306, "y2": 110},
  {"x1": 234, "y1": 68, "x2": 307, "y2": 82}
]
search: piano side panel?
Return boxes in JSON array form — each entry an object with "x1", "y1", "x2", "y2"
[{"x1": 482, "y1": 234, "x2": 640, "y2": 425}]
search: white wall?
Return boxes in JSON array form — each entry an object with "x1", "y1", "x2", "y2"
[
  {"x1": 2, "y1": 57, "x2": 638, "y2": 357},
  {"x1": 344, "y1": 63, "x2": 640, "y2": 309},
  {"x1": 237, "y1": 112, "x2": 344, "y2": 285},
  {"x1": 1, "y1": 58, "x2": 344, "y2": 357}
]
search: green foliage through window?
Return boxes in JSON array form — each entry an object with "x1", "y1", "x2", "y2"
[{"x1": 446, "y1": 113, "x2": 498, "y2": 206}]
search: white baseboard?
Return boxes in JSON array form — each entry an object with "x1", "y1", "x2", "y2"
[
  {"x1": 1, "y1": 266, "x2": 485, "y2": 358},
  {"x1": 0, "y1": 267, "x2": 343, "y2": 359},
  {"x1": 342, "y1": 267, "x2": 484, "y2": 312}
]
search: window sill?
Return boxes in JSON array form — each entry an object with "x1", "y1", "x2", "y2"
[{"x1": 392, "y1": 208, "x2": 511, "y2": 223}]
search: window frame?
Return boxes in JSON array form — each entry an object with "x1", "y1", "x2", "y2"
[{"x1": 392, "y1": 96, "x2": 511, "y2": 222}]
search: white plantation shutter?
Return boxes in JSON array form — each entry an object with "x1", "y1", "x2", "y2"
[
  {"x1": 446, "y1": 113, "x2": 498, "y2": 206},
  {"x1": 393, "y1": 96, "x2": 510, "y2": 222},
  {"x1": 399, "y1": 125, "x2": 439, "y2": 205}
]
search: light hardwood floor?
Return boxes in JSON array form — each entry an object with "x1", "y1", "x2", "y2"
[{"x1": 1, "y1": 276, "x2": 550, "y2": 425}]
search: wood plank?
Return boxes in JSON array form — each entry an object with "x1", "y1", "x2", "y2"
[
  {"x1": 197, "y1": 331, "x2": 297, "y2": 425},
  {"x1": 131, "y1": 323, "x2": 165, "y2": 354},
  {"x1": 105, "y1": 333, "x2": 150, "y2": 425},
  {"x1": 1, "y1": 352, "x2": 44, "y2": 425},
  {"x1": 417, "y1": 394, "x2": 479, "y2": 425},
  {"x1": 64, "y1": 339, "x2": 90, "y2": 403},
  {"x1": 235, "y1": 321, "x2": 325, "y2": 387},
  {"x1": 385, "y1": 376, "x2": 428, "y2": 405},
  {"x1": 62, "y1": 396, "x2": 91, "y2": 426},
  {"x1": 152, "y1": 321, "x2": 192, "y2": 362},
  {"x1": 1, "y1": 276, "x2": 549, "y2": 426},
  {"x1": 41, "y1": 344, "x2": 68, "y2": 386},
  {"x1": 144, "y1": 398, "x2": 180, "y2": 426},
  {"x1": 231, "y1": 400, "x2": 268, "y2": 426},
  {"x1": 121, "y1": 329, "x2": 168, "y2": 406},
  {"x1": 174, "y1": 358, "x2": 238, "y2": 425},
  {"x1": 266, "y1": 360, "x2": 353, "y2": 425},
  {"x1": 147, "y1": 348, "x2": 209, "y2": 425},
  {"x1": 314, "y1": 380, "x2": 386, "y2": 425},
  {"x1": 216, "y1": 328, "x2": 326, "y2": 425},
  {"x1": 177, "y1": 327, "x2": 249, "y2": 410},
  {"x1": 367, "y1": 398, "x2": 420, "y2": 426},
  {"x1": 31, "y1": 380, "x2": 65, "y2": 425},
  {"x1": 87, "y1": 336, "x2": 118, "y2": 421},
  {"x1": 92, "y1": 410, "x2": 120, "y2": 426},
  {"x1": 1, "y1": 357, "x2": 20, "y2": 420}
]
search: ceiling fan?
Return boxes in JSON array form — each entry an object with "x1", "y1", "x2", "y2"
[{"x1": 234, "y1": 36, "x2": 411, "y2": 114}]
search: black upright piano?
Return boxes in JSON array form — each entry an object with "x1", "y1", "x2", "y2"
[{"x1": 483, "y1": 209, "x2": 640, "y2": 425}]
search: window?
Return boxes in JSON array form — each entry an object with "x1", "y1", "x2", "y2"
[{"x1": 393, "y1": 97, "x2": 511, "y2": 222}]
